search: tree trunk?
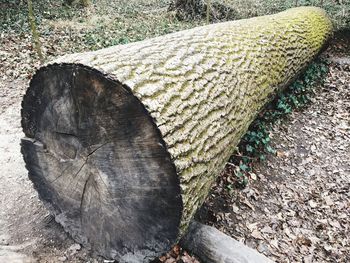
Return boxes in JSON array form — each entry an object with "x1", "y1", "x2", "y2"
[
  {"x1": 21, "y1": 7, "x2": 332, "y2": 263},
  {"x1": 181, "y1": 221, "x2": 274, "y2": 263},
  {"x1": 65, "y1": 0, "x2": 90, "y2": 7},
  {"x1": 170, "y1": 0, "x2": 237, "y2": 21}
]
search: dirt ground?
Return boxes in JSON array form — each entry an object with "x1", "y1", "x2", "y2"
[
  {"x1": 0, "y1": 86, "x2": 93, "y2": 263},
  {"x1": 0, "y1": 8, "x2": 349, "y2": 263}
]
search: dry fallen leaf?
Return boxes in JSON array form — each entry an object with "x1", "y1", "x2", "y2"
[
  {"x1": 296, "y1": 235, "x2": 312, "y2": 247},
  {"x1": 308, "y1": 200, "x2": 317, "y2": 208},
  {"x1": 241, "y1": 197, "x2": 255, "y2": 211},
  {"x1": 251, "y1": 229, "x2": 264, "y2": 240}
]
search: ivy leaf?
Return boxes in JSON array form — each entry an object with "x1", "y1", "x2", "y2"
[
  {"x1": 266, "y1": 145, "x2": 276, "y2": 154},
  {"x1": 239, "y1": 164, "x2": 249, "y2": 172},
  {"x1": 246, "y1": 144, "x2": 254, "y2": 153}
]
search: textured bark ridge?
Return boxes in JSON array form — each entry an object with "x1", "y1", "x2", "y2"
[{"x1": 21, "y1": 7, "x2": 332, "y2": 262}]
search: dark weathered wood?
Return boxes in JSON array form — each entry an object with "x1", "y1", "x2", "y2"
[
  {"x1": 21, "y1": 64, "x2": 182, "y2": 262},
  {"x1": 181, "y1": 222, "x2": 274, "y2": 263}
]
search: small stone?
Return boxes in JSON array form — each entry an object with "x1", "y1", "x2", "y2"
[
  {"x1": 68, "y1": 243, "x2": 81, "y2": 251},
  {"x1": 232, "y1": 205, "x2": 239, "y2": 213},
  {"x1": 261, "y1": 225, "x2": 274, "y2": 234},
  {"x1": 257, "y1": 174, "x2": 266, "y2": 181},
  {"x1": 308, "y1": 169, "x2": 316, "y2": 176},
  {"x1": 329, "y1": 220, "x2": 341, "y2": 229},
  {"x1": 308, "y1": 200, "x2": 317, "y2": 208},
  {"x1": 310, "y1": 144, "x2": 317, "y2": 153},
  {"x1": 270, "y1": 239, "x2": 279, "y2": 249},
  {"x1": 68, "y1": 243, "x2": 81, "y2": 255},
  {"x1": 257, "y1": 242, "x2": 269, "y2": 254},
  {"x1": 58, "y1": 256, "x2": 67, "y2": 262},
  {"x1": 251, "y1": 229, "x2": 264, "y2": 240},
  {"x1": 303, "y1": 255, "x2": 313, "y2": 263},
  {"x1": 324, "y1": 245, "x2": 333, "y2": 252},
  {"x1": 250, "y1": 172, "x2": 257, "y2": 180}
]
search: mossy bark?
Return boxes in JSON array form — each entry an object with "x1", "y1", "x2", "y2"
[{"x1": 21, "y1": 7, "x2": 332, "y2": 262}]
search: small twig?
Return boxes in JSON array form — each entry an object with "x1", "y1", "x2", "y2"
[{"x1": 206, "y1": 0, "x2": 211, "y2": 24}]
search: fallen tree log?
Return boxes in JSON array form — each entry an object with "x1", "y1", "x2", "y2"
[
  {"x1": 181, "y1": 221, "x2": 273, "y2": 263},
  {"x1": 21, "y1": 7, "x2": 332, "y2": 262}
]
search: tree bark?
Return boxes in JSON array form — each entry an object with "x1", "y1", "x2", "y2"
[
  {"x1": 21, "y1": 7, "x2": 332, "y2": 262},
  {"x1": 181, "y1": 221, "x2": 274, "y2": 263}
]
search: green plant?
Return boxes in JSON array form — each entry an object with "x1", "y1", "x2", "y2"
[{"x1": 229, "y1": 58, "x2": 329, "y2": 187}]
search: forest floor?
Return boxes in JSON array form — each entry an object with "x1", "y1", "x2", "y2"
[{"x1": 0, "y1": 1, "x2": 349, "y2": 263}]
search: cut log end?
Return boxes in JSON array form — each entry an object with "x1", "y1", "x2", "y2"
[{"x1": 21, "y1": 63, "x2": 182, "y2": 262}]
